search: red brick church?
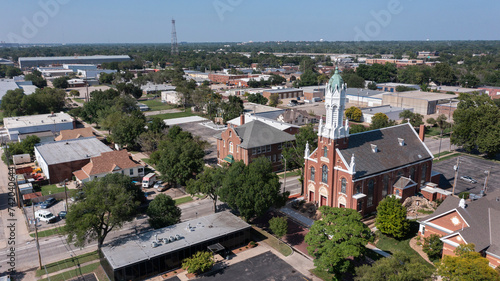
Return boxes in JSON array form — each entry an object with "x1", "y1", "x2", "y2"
[{"x1": 303, "y1": 68, "x2": 434, "y2": 215}]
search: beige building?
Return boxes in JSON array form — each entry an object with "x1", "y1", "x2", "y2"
[{"x1": 382, "y1": 91, "x2": 458, "y2": 115}]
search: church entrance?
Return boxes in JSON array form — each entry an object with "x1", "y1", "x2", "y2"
[
  {"x1": 309, "y1": 191, "x2": 315, "y2": 203},
  {"x1": 320, "y1": 195, "x2": 327, "y2": 206},
  {"x1": 339, "y1": 204, "x2": 345, "y2": 208}
]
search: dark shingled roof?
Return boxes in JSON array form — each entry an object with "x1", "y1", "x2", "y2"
[
  {"x1": 419, "y1": 189, "x2": 500, "y2": 256},
  {"x1": 338, "y1": 123, "x2": 432, "y2": 179},
  {"x1": 214, "y1": 120, "x2": 295, "y2": 149}
]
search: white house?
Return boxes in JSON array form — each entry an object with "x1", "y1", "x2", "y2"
[{"x1": 161, "y1": 90, "x2": 181, "y2": 105}]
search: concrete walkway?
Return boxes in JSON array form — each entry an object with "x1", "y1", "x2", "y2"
[{"x1": 366, "y1": 243, "x2": 391, "y2": 258}]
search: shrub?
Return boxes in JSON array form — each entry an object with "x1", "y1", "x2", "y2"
[
  {"x1": 422, "y1": 234, "x2": 443, "y2": 261},
  {"x1": 182, "y1": 251, "x2": 214, "y2": 274}
]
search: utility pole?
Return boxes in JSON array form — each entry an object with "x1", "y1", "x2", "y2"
[
  {"x1": 483, "y1": 170, "x2": 490, "y2": 194},
  {"x1": 32, "y1": 205, "x2": 43, "y2": 269},
  {"x1": 448, "y1": 100, "x2": 453, "y2": 151},
  {"x1": 64, "y1": 179, "x2": 68, "y2": 212},
  {"x1": 452, "y1": 157, "x2": 460, "y2": 196},
  {"x1": 282, "y1": 155, "x2": 287, "y2": 194}
]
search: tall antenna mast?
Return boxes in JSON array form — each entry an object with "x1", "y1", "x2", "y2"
[{"x1": 171, "y1": 19, "x2": 179, "y2": 55}]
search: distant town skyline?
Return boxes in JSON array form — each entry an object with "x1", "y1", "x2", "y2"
[{"x1": 1, "y1": 0, "x2": 499, "y2": 44}]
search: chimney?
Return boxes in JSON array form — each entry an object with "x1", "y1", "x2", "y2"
[
  {"x1": 240, "y1": 114, "x2": 245, "y2": 125},
  {"x1": 418, "y1": 124, "x2": 425, "y2": 142}
]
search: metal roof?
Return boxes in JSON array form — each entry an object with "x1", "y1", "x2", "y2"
[
  {"x1": 4, "y1": 112, "x2": 73, "y2": 129},
  {"x1": 263, "y1": 88, "x2": 303, "y2": 94},
  {"x1": 35, "y1": 137, "x2": 112, "y2": 165},
  {"x1": 101, "y1": 211, "x2": 251, "y2": 270}
]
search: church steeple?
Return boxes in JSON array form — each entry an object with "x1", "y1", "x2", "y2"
[{"x1": 319, "y1": 67, "x2": 348, "y2": 140}]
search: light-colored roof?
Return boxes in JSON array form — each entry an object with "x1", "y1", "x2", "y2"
[
  {"x1": 346, "y1": 88, "x2": 386, "y2": 98},
  {"x1": 0, "y1": 78, "x2": 21, "y2": 100},
  {"x1": 263, "y1": 88, "x2": 303, "y2": 94},
  {"x1": 55, "y1": 127, "x2": 95, "y2": 141},
  {"x1": 227, "y1": 113, "x2": 300, "y2": 131},
  {"x1": 74, "y1": 150, "x2": 142, "y2": 180},
  {"x1": 34, "y1": 137, "x2": 112, "y2": 165},
  {"x1": 361, "y1": 105, "x2": 408, "y2": 115},
  {"x1": 19, "y1": 55, "x2": 131, "y2": 62},
  {"x1": 141, "y1": 84, "x2": 176, "y2": 92},
  {"x1": 163, "y1": 116, "x2": 208, "y2": 126},
  {"x1": 4, "y1": 112, "x2": 73, "y2": 129},
  {"x1": 384, "y1": 91, "x2": 458, "y2": 101},
  {"x1": 101, "y1": 211, "x2": 251, "y2": 270}
]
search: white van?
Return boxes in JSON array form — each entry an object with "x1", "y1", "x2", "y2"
[{"x1": 35, "y1": 210, "x2": 57, "y2": 223}]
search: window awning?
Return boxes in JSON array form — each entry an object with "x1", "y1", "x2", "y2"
[
  {"x1": 223, "y1": 154, "x2": 234, "y2": 164},
  {"x1": 207, "y1": 243, "x2": 225, "y2": 253}
]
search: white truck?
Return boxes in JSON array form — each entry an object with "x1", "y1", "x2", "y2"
[
  {"x1": 35, "y1": 210, "x2": 57, "y2": 223},
  {"x1": 142, "y1": 173, "x2": 157, "y2": 188}
]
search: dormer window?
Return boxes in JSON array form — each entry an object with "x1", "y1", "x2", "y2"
[
  {"x1": 398, "y1": 138, "x2": 405, "y2": 146},
  {"x1": 371, "y1": 144, "x2": 378, "y2": 153}
]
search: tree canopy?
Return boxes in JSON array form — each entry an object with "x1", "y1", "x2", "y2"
[
  {"x1": 66, "y1": 173, "x2": 142, "y2": 250},
  {"x1": 375, "y1": 195, "x2": 410, "y2": 239},
  {"x1": 219, "y1": 158, "x2": 288, "y2": 221},
  {"x1": 247, "y1": 93, "x2": 268, "y2": 105},
  {"x1": 305, "y1": 206, "x2": 373, "y2": 278},
  {"x1": 451, "y1": 92, "x2": 500, "y2": 157},
  {"x1": 345, "y1": 106, "x2": 362, "y2": 122},
  {"x1": 147, "y1": 194, "x2": 181, "y2": 229},
  {"x1": 52, "y1": 76, "x2": 70, "y2": 89},
  {"x1": 399, "y1": 110, "x2": 424, "y2": 127},
  {"x1": 269, "y1": 216, "x2": 288, "y2": 240},
  {"x1": 370, "y1": 113, "x2": 397, "y2": 130},
  {"x1": 186, "y1": 165, "x2": 227, "y2": 213},
  {"x1": 282, "y1": 123, "x2": 318, "y2": 182}
]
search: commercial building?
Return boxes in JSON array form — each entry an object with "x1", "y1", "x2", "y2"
[
  {"x1": 0, "y1": 58, "x2": 14, "y2": 66},
  {"x1": 0, "y1": 78, "x2": 35, "y2": 103},
  {"x1": 101, "y1": 211, "x2": 252, "y2": 281},
  {"x1": 161, "y1": 91, "x2": 181, "y2": 104},
  {"x1": 62, "y1": 64, "x2": 98, "y2": 72},
  {"x1": 262, "y1": 88, "x2": 303, "y2": 100},
  {"x1": 34, "y1": 137, "x2": 112, "y2": 184},
  {"x1": 208, "y1": 73, "x2": 255, "y2": 84},
  {"x1": 18, "y1": 55, "x2": 131, "y2": 69},
  {"x1": 216, "y1": 118, "x2": 296, "y2": 172},
  {"x1": 140, "y1": 83, "x2": 176, "y2": 95},
  {"x1": 78, "y1": 69, "x2": 117, "y2": 79},
  {"x1": 418, "y1": 190, "x2": 500, "y2": 268},
  {"x1": 382, "y1": 91, "x2": 458, "y2": 115},
  {"x1": 361, "y1": 105, "x2": 412, "y2": 123},
  {"x1": 430, "y1": 85, "x2": 483, "y2": 94},
  {"x1": 376, "y1": 82, "x2": 420, "y2": 93},
  {"x1": 37, "y1": 67, "x2": 74, "y2": 78},
  {"x1": 304, "y1": 68, "x2": 434, "y2": 215},
  {"x1": 478, "y1": 86, "x2": 500, "y2": 99},
  {"x1": 4, "y1": 112, "x2": 75, "y2": 141},
  {"x1": 73, "y1": 150, "x2": 144, "y2": 183},
  {"x1": 345, "y1": 88, "x2": 385, "y2": 107}
]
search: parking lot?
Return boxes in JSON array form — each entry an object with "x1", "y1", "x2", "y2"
[
  {"x1": 198, "y1": 251, "x2": 310, "y2": 281},
  {"x1": 177, "y1": 121, "x2": 223, "y2": 165},
  {"x1": 25, "y1": 198, "x2": 70, "y2": 231},
  {"x1": 432, "y1": 155, "x2": 500, "y2": 196}
]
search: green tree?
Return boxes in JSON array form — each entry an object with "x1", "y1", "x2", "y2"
[
  {"x1": 350, "y1": 124, "x2": 368, "y2": 134},
  {"x1": 422, "y1": 234, "x2": 443, "y2": 261},
  {"x1": 354, "y1": 251, "x2": 434, "y2": 281},
  {"x1": 459, "y1": 74, "x2": 480, "y2": 88},
  {"x1": 221, "y1": 95, "x2": 244, "y2": 123},
  {"x1": 305, "y1": 206, "x2": 373, "y2": 278},
  {"x1": 345, "y1": 106, "x2": 362, "y2": 122},
  {"x1": 375, "y1": 195, "x2": 410, "y2": 239},
  {"x1": 99, "y1": 72, "x2": 114, "y2": 84},
  {"x1": 367, "y1": 82, "x2": 378, "y2": 90},
  {"x1": 66, "y1": 173, "x2": 142, "y2": 251},
  {"x1": 219, "y1": 158, "x2": 288, "y2": 221},
  {"x1": 342, "y1": 73, "x2": 365, "y2": 88},
  {"x1": 182, "y1": 251, "x2": 215, "y2": 274},
  {"x1": 452, "y1": 92, "x2": 500, "y2": 157},
  {"x1": 186, "y1": 165, "x2": 227, "y2": 213},
  {"x1": 299, "y1": 69, "x2": 320, "y2": 86},
  {"x1": 268, "y1": 216, "x2": 288, "y2": 241},
  {"x1": 4, "y1": 66, "x2": 22, "y2": 78},
  {"x1": 21, "y1": 135, "x2": 41, "y2": 156},
  {"x1": 247, "y1": 93, "x2": 268, "y2": 105},
  {"x1": 154, "y1": 126, "x2": 205, "y2": 186},
  {"x1": 0, "y1": 88, "x2": 25, "y2": 116},
  {"x1": 268, "y1": 93, "x2": 279, "y2": 107},
  {"x1": 21, "y1": 87, "x2": 66, "y2": 115},
  {"x1": 370, "y1": 113, "x2": 396, "y2": 130},
  {"x1": 116, "y1": 82, "x2": 142, "y2": 99},
  {"x1": 148, "y1": 117, "x2": 167, "y2": 134},
  {"x1": 52, "y1": 76, "x2": 70, "y2": 89},
  {"x1": 24, "y1": 70, "x2": 47, "y2": 88},
  {"x1": 110, "y1": 111, "x2": 146, "y2": 147},
  {"x1": 433, "y1": 63, "x2": 456, "y2": 86},
  {"x1": 69, "y1": 90, "x2": 80, "y2": 97},
  {"x1": 282, "y1": 123, "x2": 318, "y2": 183},
  {"x1": 147, "y1": 194, "x2": 181, "y2": 229},
  {"x1": 399, "y1": 110, "x2": 424, "y2": 127},
  {"x1": 437, "y1": 244, "x2": 500, "y2": 281}
]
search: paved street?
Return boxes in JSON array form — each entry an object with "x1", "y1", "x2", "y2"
[
  {"x1": 280, "y1": 175, "x2": 302, "y2": 196},
  {"x1": 423, "y1": 136, "x2": 455, "y2": 155}
]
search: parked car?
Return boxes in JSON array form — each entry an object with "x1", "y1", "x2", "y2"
[
  {"x1": 460, "y1": 176, "x2": 477, "y2": 184},
  {"x1": 35, "y1": 210, "x2": 57, "y2": 223},
  {"x1": 58, "y1": 211, "x2": 67, "y2": 219},
  {"x1": 288, "y1": 100, "x2": 298, "y2": 106},
  {"x1": 153, "y1": 181, "x2": 163, "y2": 189},
  {"x1": 40, "y1": 197, "x2": 56, "y2": 209}
]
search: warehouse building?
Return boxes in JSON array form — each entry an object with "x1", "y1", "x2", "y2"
[
  {"x1": 101, "y1": 211, "x2": 252, "y2": 281},
  {"x1": 3, "y1": 112, "x2": 75, "y2": 141},
  {"x1": 18, "y1": 55, "x2": 131, "y2": 69},
  {"x1": 262, "y1": 88, "x2": 303, "y2": 100},
  {"x1": 34, "y1": 137, "x2": 112, "y2": 184},
  {"x1": 382, "y1": 91, "x2": 458, "y2": 115}
]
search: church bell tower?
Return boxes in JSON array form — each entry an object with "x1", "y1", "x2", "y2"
[{"x1": 318, "y1": 67, "x2": 349, "y2": 140}]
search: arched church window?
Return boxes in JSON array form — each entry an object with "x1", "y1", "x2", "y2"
[{"x1": 322, "y1": 165, "x2": 328, "y2": 183}]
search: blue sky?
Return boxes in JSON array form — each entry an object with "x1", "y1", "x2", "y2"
[{"x1": 1, "y1": 0, "x2": 498, "y2": 44}]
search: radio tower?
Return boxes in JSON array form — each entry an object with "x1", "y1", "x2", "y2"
[{"x1": 171, "y1": 19, "x2": 179, "y2": 55}]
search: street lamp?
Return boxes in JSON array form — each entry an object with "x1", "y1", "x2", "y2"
[{"x1": 483, "y1": 170, "x2": 490, "y2": 194}]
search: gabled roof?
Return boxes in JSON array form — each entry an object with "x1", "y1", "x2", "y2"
[
  {"x1": 393, "y1": 177, "x2": 417, "y2": 189},
  {"x1": 419, "y1": 189, "x2": 500, "y2": 256},
  {"x1": 339, "y1": 123, "x2": 433, "y2": 179},
  {"x1": 55, "y1": 127, "x2": 95, "y2": 141},
  {"x1": 216, "y1": 120, "x2": 295, "y2": 149},
  {"x1": 74, "y1": 150, "x2": 142, "y2": 180},
  {"x1": 279, "y1": 109, "x2": 315, "y2": 123}
]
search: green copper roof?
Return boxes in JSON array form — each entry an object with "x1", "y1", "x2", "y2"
[{"x1": 328, "y1": 67, "x2": 344, "y2": 90}]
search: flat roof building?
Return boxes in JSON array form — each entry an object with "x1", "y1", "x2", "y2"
[
  {"x1": 4, "y1": 112, "x2": 75, "y2": 141},
  {"x1": 361, "y1": 105, "x2": 412, "y2": 123},
  {"x1": 101, "y1": 211, "x2": 252, "y2": 281},
  {"x1": 34, "y1": 137, "x2": 112, "y2": 184},
  {"x1": 18, "y1": 55, "x2": 131, "y2": 69},
  {"x1": 0, "y1": 78, "x2": 36, "y2": 104},
  {"x1": 262, "y1": 88, "x2": 303, "y2": 100},
  {"x1": 382, "y1": 91, "x2": 458, "y2": 115}
]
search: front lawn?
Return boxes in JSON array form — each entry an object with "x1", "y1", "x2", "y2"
[
  {"x1": 141, "y1": 99, "x2": 177, "y2": 111},
  {"x1": 39, "y1": 184, "x2": 65, "y2": 196},
  {"x1": 174, "y1": 196, "x2": 193, "y2": 205},
  {"x1": 30, "y1": 226, "x2": 66, "y2": 238},
  {"x1": 36, "y1": 251, "x2": 99, "y2": 276},
  {"x1": 39, "y1": 262, "x2": 100, "y2": 281},
  {"x1": 149, "y1": 108, "x2": 195, "y2": 120}
]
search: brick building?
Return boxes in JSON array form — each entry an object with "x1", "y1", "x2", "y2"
[
  {"x1": 303, "y1": 68, "x2": 434, "y2": 215},
  {"x1": 208, "y1": 73, "x2": 257, "y2": 85},
  {"x1": 215, "y1": 117, "x2": 295, "y2": 172},
  {"x1": 418, "y1": 190, "x2": 500, "y2": 268},
  {"x1": 478, "y1": 86, "x2": 500, "y2": 99},
  {"x1": 262, "y1": 88, "x2": 303, "y2": 100}
]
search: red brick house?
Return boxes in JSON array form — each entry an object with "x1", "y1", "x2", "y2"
[
  {"x1": 215, "y1": 119, "x2": 295, "y2": 172},
  {"x1": 303, "y1": 68, "x2": 434, "y2": 215},
  {"x1": 418, "y1": 190, "x2": 500, "y2": 268},
  {"x1": 478, "y1": 86, "x2": 500, "y2": 99}
]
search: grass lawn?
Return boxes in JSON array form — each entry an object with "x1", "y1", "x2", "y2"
[
  {"x1": 39, "y1": 262, "x2": 100, "y2": 281},
  {"x1": 278, "y1": 169, "x2": 301, "y2": 178},
  {"x1": 142, "y1": 158, "x2": 155, "y2": 167},
  {"x1": 310, "y1": 268, "x2": 335, "y2": 281},
  {"x1": 174, "y1": 196, "x2": 193, "y2": 205},
  {"x1": 30, "y1": 226, "x2": 66, "y2": 238},
  {"x1": 425, "y1": 126, "x2": 451, "y2": 137},
  {"x1": 149, "y1": 108, "x2": 195, "y2": 120},
  {"x1": 141, "y1": 99, "x2": 176, "y2": 111},
  {"x1": 39, "y1": 184, "x2": 65, "y2": 196},
  {"x1": 375, "y1": 222, "x2": 434, "y2": 271},
  {"x1": 433, "y1": 150, "x2": 453, "y2": 158},
  {"x1": 36, "y1": 251, "x2": 99, "y2": 276},
  {"x1": 433, "y1": 153, "x2": 459, "y2": 163},
  {"x1": 73, "y1": 98, "x2": 85, "y2": 103},
  {"x1": 251, "y1": 226, "x2": 293, "y2": 257}
]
